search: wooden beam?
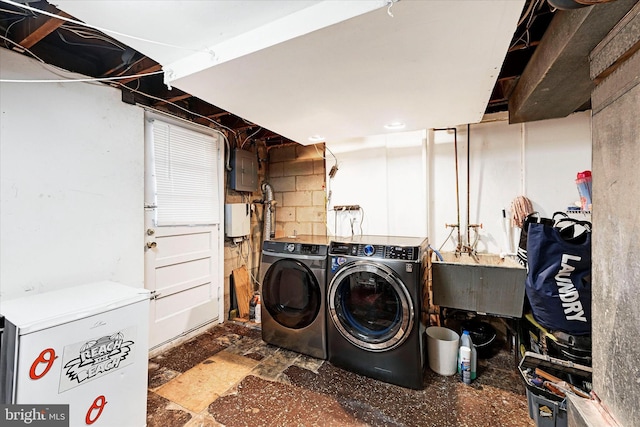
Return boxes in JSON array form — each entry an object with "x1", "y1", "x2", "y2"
[
  {"x1": 165, "y1": 93, "x2": 192, "y2": 103},
  {"x1": 234, "y1": 124, "x2": 260, "y2": 133},
  {"x1": 15, "y1": 6, "x2": 73, "y2": 49},
  {"x1": 208, "y1": 112, "x2": 232, "y2": 119},
  {"x1": 114, "y1": 57, "x2": 162, "y2": 83},
  {"x1": 508, "y1": 0, "x2": 636, "y2": 124}
]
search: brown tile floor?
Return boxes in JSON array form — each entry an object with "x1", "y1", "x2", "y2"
[{"x1": 147, "y1": 321, "x2": 534, "y2": 427}]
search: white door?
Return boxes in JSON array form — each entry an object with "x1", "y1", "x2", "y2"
[{"x1": 144, "y1": 115, "x2": 223, "y2": 349}]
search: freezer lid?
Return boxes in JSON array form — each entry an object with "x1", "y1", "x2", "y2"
[{"x1": 0, "y1": 281, "x2": 150, "y2": 335}]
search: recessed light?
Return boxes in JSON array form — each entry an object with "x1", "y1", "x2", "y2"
[
  {"x1": 384, "y1": 122, "x2": 406, "y2": 130},
  {"x1": 308, "y1": 135, "x2": 325, "y2": 142}
]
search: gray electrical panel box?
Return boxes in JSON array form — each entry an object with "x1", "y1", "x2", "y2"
[{"x1": 230, "y1": 148, "x2": 258, "y2": 192}]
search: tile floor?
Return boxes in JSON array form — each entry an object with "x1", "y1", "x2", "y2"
[{"x1": 147, "y1": 321, "x2": 534, "y2": 427}]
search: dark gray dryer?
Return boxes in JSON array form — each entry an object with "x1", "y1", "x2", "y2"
[
  {"x1": 259, "y1": 235, "x2": 330, "y2": 360},
  {"x1": 327, "y1": 235, "x2": 428, "y2": 389}
]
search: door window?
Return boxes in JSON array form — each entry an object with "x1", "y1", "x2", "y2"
[
  {"x1": 151, "y1": 119, "x2": 220, "y2": 226},
  {"x1": 329, "y1": 262, "x2": 413, "y2": 351},
  {"x1": 262, "y1": 259, "x2": 321, "y2": 329}
]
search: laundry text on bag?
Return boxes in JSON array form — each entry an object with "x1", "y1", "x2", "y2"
[{"x1": 555, "y1": 254, "x2": 587, "y2": 322}]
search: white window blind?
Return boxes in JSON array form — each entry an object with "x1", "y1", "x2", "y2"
[{"x1": 152, "y1": 119, "x2": 220, "y2": 226}]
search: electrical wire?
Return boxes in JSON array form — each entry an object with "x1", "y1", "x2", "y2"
[
  {"x1": 0, "y1": 7, "x2": 29, "y2": 16},
  {"x1": 118, "y1": 83, "x2": 236, "y2": 136},
  {"x1": 58, "y1": 26, "x2": 127, "y2": 51},
  {"x1": 516, "y1": 0, "x2": 537, "y2": 28},
  {"x1": 236, "y1": 239, "x2": 261, "y2": 289},
  {"x1": 509, "y1": 0, "x2": 542, "y2": 51},
  {"x1": 2, "y1": 15, "x2": 24, "y2": 48},
  {"x1": 386, "y1": 0, "x2": 399, "y2": 18},
  {"x1": 0, "y1": 32, "x2": 134, "y2": 84},
  {"x1": 0, "y1": 70, "x2": 163, "y2": 83},
  {"x1": 312, "y1": 143, "x2": 338, "y2": 164},
  {"x1": 2, "y1": 0, "x2": 208, "y2": 54},
  {"x1": 325, "y1": 145, "x2": 338, "y2": 165},
  {"x1": 240, "y1": 126, "x2": 262, "y2": 149},
  {"x1": 0, "y1": 32, "x2": 236, "y2": 150}
]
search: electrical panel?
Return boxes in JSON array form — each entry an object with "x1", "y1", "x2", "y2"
[
  {"x1": 230, "y1": 148, "x2": 258, "y2": 192},
  {"x1": 224, "y1": 203, "x2": 250, "y2": 238}
]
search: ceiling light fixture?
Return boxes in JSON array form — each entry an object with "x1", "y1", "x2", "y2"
[
  {"x1": 384, "y1": 122, "x2": 406, "y2": 130},
  {"x1": 308, "y1": 135, "x2": 325, "y2": 143}
]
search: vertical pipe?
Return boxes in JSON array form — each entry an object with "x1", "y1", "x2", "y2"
[
  {"x1": 262, "y1": 182, "x2": 274, "y2": 241},
  {"x1": 453, "y1": 128, "x2": 461, "y2": 249},
  {"x1": 425, "y1": 129, "x2": 434, "y2": 242},
  {"x1": 521, "y1": 122, "x2": 526, "y2": 195},
  {"x1": 467, "y1": 124, "x2": 471, "y2": 247}
]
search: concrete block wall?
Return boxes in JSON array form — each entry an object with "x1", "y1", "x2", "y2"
[
  {"x1": 267, "y1": 144, "x2": 327, "y2": 238},
  {"x1": 222, "y1": 139, "x2": 268, "y2": 318}
]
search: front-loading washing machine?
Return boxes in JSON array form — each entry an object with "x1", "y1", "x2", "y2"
[
  {"x1": 327, "y1": 235, "x2": 428, "y2": 389},
  {"x1": 259, "y1": 235, "x2": 330, "y2": 360}
]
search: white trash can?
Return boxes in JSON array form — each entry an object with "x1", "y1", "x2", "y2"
[{"x1": 426, "y1": 326, "x2": 460, "y2": 376}]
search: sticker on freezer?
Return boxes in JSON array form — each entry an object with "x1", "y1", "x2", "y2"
[{"x1": 58, "y1": 326, "x2": 137, "y2": 393}]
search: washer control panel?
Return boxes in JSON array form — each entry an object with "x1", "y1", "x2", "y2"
[
  {"x1": 385, "y1": 245, "x2": 416, "y2": 260},
  {"x1": 329, "y1": 242, "x2": 419, "y2": 261}
]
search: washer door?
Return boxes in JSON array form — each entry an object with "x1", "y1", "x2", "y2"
[
  {"x1": 262, "y1": 258, "x2": 321, "y2": 329},
  {"x1": 328, "y1": 260, "x2": 414, "y2": 352}
]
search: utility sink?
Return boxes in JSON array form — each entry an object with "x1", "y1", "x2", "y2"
[{"x1": 431, "y1": 252, "x2": 526, "y2": 318}]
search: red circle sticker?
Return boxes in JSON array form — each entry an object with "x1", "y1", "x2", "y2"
[
  {"x1": 29, "y1": 348, "x2": 57, "y2": 380},
  {"x1": 85, "y1": 395, "x2": 107, "y2": 425}
]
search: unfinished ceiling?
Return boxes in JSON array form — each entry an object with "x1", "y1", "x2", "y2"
[{"x1": 0, "y1": 0, "x2": 560, "y2": 146}]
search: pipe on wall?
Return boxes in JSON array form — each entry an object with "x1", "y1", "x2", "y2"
[{"x1": 262, "y1": 182, "x2": 275, "y2": 240}]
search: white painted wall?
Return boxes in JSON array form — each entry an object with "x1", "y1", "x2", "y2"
[
  {"x1": 0, "y1": 49, "x2": 144, "y2": 300},
  {"x1": 326, "y1": 130, "x2": 428, "y2": 238},
  {"x1": 328, "y1": 111, "x2": 591, "y2": 252}
]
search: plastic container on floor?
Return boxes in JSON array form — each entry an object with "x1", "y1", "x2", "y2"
[
  {"x1": 526, "y1": 388, "x2": 568, "y2": 427},
  {"x1": 426, "y1": 326, "x2": 459, "y2": 376},
  {"x1": 461, "y1": 319, "x2": 497, "y2": 359},
  {"x1": 255, "y1": 295, "x2": 262, "y2": 324},
  {"x1": 519, "y1": 352, "x2": 592, "y2": 427}
]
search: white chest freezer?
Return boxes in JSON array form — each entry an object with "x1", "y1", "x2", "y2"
[{"x1": 0, "y1": 281, "x2": 150, "y2": 427}]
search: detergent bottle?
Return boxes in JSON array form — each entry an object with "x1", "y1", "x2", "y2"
[{"x1": 460, "y1": 330, "x2": 477, "y2": 381}]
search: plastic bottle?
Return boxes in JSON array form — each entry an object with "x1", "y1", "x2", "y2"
[
  {"x1": 575, "y1": 171, "x2": 592, "y2": 211},
  {"x1": 255, "y1": 295, "x2": 262, "y2": 324},
  {"x1": 460, "y1": 330, "x2": 477, "y2": 381},
  {"x1": 249, "y1": 293, "x2": 258, "y2": 320},
  {"x1": 459, "y1": 345, "x2": 471, "y2": 384}
]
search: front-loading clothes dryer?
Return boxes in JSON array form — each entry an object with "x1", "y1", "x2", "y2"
[
  {"x1": 327, "y1": 235, "x2": 428, "y2": 389},
  {"x1": 259, "y1": 235, "x2": 330, "y2": 360}
]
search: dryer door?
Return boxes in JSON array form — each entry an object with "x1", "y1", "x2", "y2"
[
  {"x1": 262, "y1": 259, "x2": 321, "y2": 329},
  {"x1": 328, "y1": 260, "x2": 414, "y2": 352}
]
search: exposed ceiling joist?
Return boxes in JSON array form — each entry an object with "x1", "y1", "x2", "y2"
[
  {"x1": 0, "y1": 0, "x2": 561, "y2": 147},
  {"x1": 13, "y1": 5, "x2": 70, "y2": 48}
]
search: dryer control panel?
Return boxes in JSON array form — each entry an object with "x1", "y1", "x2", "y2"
[{"x1": 263, "y1": 240, "x2": 328, "y2": 256}]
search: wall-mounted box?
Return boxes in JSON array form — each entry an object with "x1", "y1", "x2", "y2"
[
  {"x1": 224, "y1": 203, "x2": 250, "y2": 238},
  {"x1": 230, "y1": 148, "x2": 258, "y2": 192}
]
